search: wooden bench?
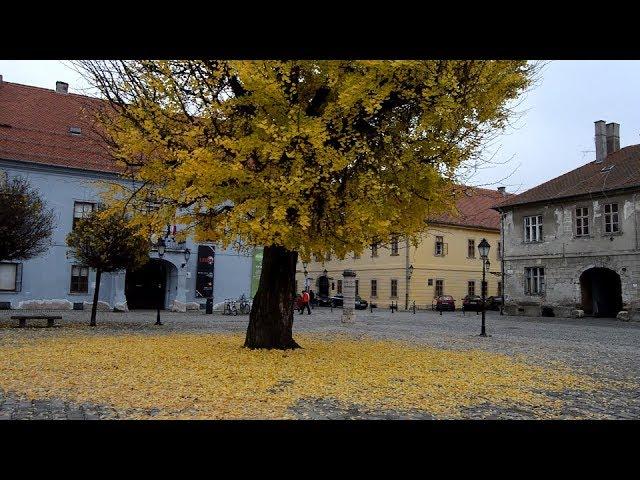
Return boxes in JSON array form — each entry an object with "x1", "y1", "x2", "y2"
[{"x1": 10, "y1": 315, "x2": 62, "y2": 328}]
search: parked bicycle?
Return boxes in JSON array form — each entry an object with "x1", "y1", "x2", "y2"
[
  {"x1": 238, "y1": 294, "x2": 251, "y2": 315},
  {"x1": 223, "y1": 298, "x2": 238, "y2": 316}
]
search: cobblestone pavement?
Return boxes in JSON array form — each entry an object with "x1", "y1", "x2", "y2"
[{"x1": 1, "y1": 307, "x2": 639, "y2": 419}]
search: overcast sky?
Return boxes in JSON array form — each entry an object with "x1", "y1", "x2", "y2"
[{"x1": 1, "y1": 60, "x2": 639, "y2": 194}]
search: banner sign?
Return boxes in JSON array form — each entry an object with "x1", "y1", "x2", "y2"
[
  {"x1": 195, "y1": 245, "x2": 215, "y2": 298},
  {"x1": 250, "y1": 247, "x2": 264, "y2": 297}
]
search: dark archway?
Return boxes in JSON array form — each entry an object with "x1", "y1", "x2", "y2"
[
  {"x1": 579, "y1": 267, "x2": 622, "y2": 317},
  {"x1": 317, "y1": 274, "x2": 330, "y2": 298},
  {"x1": 125, "y1": 259, "x2": 169, "y2": 310}
]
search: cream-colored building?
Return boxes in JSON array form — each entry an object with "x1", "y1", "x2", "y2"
[{"x1": 296, "y1": 187, "x2": 506, "y2": 310}]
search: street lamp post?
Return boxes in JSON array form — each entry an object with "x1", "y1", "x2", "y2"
[
  {"x1": 478, "y1": 238, "x2": 491, "y2": 337},
  {"x1": 303, "y1": 262, "x2": 309, "y2": 292},
  {"x1": 405, "y1": 264, "x2": 414, "y2": 310},
  {"x1": 155, "y1": 238, "x2": 166, "y2": 326}
]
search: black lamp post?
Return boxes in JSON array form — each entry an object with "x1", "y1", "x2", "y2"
[
  {"x1": 155, "y1": 237, "x2": 166, "y2": 326},
  {"x1": 478, "y1": 238, "x2": 490, "y2": 337},
  {"x1": 182, "y1": 248, "x2": 191, "y2": 268}
]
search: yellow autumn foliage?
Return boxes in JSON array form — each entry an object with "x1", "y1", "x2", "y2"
[
  {"x1": 0, "y1": 332, "x2": 598, "y2": 419},
  {"x1": 78, "y1": 60, "x2": 534, "y2": 261}
]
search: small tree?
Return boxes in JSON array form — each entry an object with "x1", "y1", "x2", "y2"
[
  {"x1": 0, "y1": 174, "x2": 55, "y2": 262},
  {"x1": 66, "y1": 209, "x2": 150, "y2": 326}
]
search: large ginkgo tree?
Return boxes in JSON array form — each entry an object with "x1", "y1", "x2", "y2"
[{"x1": 78, "y1": 60, "x2": 533, "y2": 349}]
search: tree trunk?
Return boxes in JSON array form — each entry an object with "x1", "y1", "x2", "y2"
[
  {"x1": 90, "y1": 268, "x2": 102, "y2": 327},
  {"x1": 244, "y1": 245, "x2": 300, "y2": 349}
]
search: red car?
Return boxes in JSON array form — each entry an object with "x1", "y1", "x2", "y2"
[{"x1": 432, "y1": 295, "x2": 455, "y2": 311}]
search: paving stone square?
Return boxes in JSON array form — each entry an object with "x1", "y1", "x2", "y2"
[{"x1": 1, "y1": 307, "x2": 639, "y2": 419}]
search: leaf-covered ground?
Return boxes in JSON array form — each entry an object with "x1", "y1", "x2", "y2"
[{"x1": 0, "y1": 331, "x2": 601, "y2": 419}]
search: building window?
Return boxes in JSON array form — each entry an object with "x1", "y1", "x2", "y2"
[
  {"x1": 326, "y1": 252, "x2": 332, "y2": 261},
  {"x1": 435, "y1": 236, "x2": 445, "y2": 256},
  {"x1": 390, "y1": 279, "x2": 398, "y2": 298},
  {"x1": 497, "y1": 241, "x2": 502, "y2": 259},
  {"x1": 73, "y1": 201, "x2": 96, "y2": 229},
  {"x1": 467, "y1": 281, "x2": 475, "y2": 296},
  {"x1": 524, "y1": 215, "x2": 543, "y2": 242},
  {"x1": 371, "y1": 279, "x2": 378, "y2": 297},
  {"x1": 314, "y1": 254, "x2": 321, "y2": 262},
  {"x1": 497, "y1": 281, "x2": 502, "y2": 296},
  {"x1": 353, "y1": 252, "x2": 360, "y2": 259},
  {"x1": 0, "y1": 263, "x2": 22, "y2": 292},
  {"x1": 371, "y1": 244, "x2": 378, "y2": 257},
  {"x1": 435, "y1": 279, "x2": 444, "y2": 297},
  {"x1": 427, "y1": 278, "x2": 433, "y2": 286},
  {"x1": 525, "y1": 267, "x2": 545, "y2": 295},
  {"x1": 390, "y1": 236, "x2": 399, "y2": 256},
  {"x1": 467, "y1": 239, "x2": 475, "y2": 258},
  {"x1": 337, "y1": 279, "x2": 343, "y2": 294},
  {"x1": 70, "y1": 265, "x2": 89, "y2": 293},
  {"x1": 604, "y1": 203, "x2": 620, "y2": 233},
  {"x1": 575, "y1": 207, "x2": 589, "y2": 236},
  {"x1": 355, "y1": 279, "x2": 359, "y2": 296}
]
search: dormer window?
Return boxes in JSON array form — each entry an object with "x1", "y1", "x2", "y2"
[{"x1": 69, "y1": 126, "x2": 82, "y2": 135}]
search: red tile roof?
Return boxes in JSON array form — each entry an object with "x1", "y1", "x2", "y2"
[
  {"x1": 493, "y1": 144, "x2": 640, "y2": 209},
  {"x1": 0, "y1": 80, "x2": 119, "y2": 173},
  {"x1": 430, "y1": 186, "x2": 505, "y2": 231}
]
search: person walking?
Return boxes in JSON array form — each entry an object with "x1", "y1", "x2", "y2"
[
  {"x1": 309, "y1": 289, "x2": 315, "y2": 309},
  {"x1": 299, "y1": 290, "x2": 311, "y2": 315}
]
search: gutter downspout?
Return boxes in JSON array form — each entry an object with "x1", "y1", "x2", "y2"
[
  {"x1": 634, "y1": 193, "x2": 638, "y2": 251},
  {"x1": 405, "y1": 237, "x2": 410, "y2": 310},
  {"x1": 500, "y1": 209, "x2": 505, "y2": 316}
]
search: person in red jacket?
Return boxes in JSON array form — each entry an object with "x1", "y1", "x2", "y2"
[{"x1": 298, "y1": 290, "x2": 311, "y2": 315}]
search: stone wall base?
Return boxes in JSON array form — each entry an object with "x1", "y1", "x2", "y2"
[{"x1": 18, "y1": 299, "x2": 73, "y2": 310}]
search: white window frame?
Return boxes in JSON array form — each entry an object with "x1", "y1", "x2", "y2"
[
  {"x1": 575, "y1": 207, "x2": 590, "y2": 236},
  {"x1": 0, "y1": 262, "x2": 22, "y2": 292},
  {"x1": 390, "y1": 236, "x2": 399, "y2": 256},
  {"x1": 435, "y1": 279, "x2": 444, "y2": 297},
  {"x1": 524, "y1": 215, "x2": 543, "y2": 242},
  {"x1": 524, "y1": 267, "x2": 545, "y2": 295},
  {"x1": 390, "y1": 279, "x2": 398, "y2": 298},
  {"x1": 604, "y1": 203, "x2": 620, "y2": 233},
  {"x1": 467, "y1": 280, "x2": 476, "y2": 296},
  {"x1": 370, "y1": 279, "x2": 378, "y2": 298},
  {"x1": 467, "y1": 239, "x2": 475, "y2": 258},
  {"x1": 435, "y1": 236, "x2": 444, "y2": 256},
  {"x1": 73, "y1": 201, "x2": 96, "y2": 229},
  {"x1": 70, "y1": 265, "x2": 90, "y2": 294}
]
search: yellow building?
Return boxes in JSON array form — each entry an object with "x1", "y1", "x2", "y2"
[{"x1": 296, "y1": 186, "x2": 505, "y2": 309}]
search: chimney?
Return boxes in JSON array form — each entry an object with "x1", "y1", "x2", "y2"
[
  {"x1": 55, "y1": 81, "x2": 69, "y2": 94},
  {"x1": 497, "y1": 186, "x2": 507, "y2": 196},
  {"x1": 606, "y1": 122, "x2": 620, "y2": 155},
  {"x1": 595, "y1": 120, "x2": 607, "y2": 163},
  {"x1": 0, "y1": 74, "x2": 3, "y2": 84}
]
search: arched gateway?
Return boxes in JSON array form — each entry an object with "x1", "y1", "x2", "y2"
[
  {"x1": 125, "y1": 258, "x2": 178, "y2": 310},
  {"x1": 579, "y1": 267, "x2": 622, "y2": 317}
]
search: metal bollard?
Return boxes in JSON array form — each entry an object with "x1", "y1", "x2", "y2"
[{"x1": 412, "y1": 301, "x2": 416, "y2": 315}]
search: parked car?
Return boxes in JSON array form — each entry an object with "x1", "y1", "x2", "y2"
[
  {"x1": 486, "y1": 296, "x2": 504, "y2": 311},
  {"x1": 328, "y1": 294, "x2": 369, "y2": 310},
  {"x1": 462, "y1": 295, "x2": 483, "y2": 312},
  {"x1": 432, "y1": 295, "x2": 455, "y2": 311},
  {"x1": 316, "y1": 295, "x2": 333, "y2": 307}
]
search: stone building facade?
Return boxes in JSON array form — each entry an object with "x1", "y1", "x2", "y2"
[{"x1": 494, "y1": 120, "x2": 640, "y2": 319}]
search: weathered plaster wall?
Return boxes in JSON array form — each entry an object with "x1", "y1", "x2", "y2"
[{"x1": 502, "y1": 191, "x2": 640, "y2": 317}]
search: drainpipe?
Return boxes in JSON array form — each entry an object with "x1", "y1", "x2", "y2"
[
  {"x1": 500, "y1": 210, "x2": 505, "y2": 315},
  {"x1": 635, "y1": 193, "x2": 639, "y2": 251},
  {"x1": 405, "y1": 237, "x2": 410, "y2": 310}
]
